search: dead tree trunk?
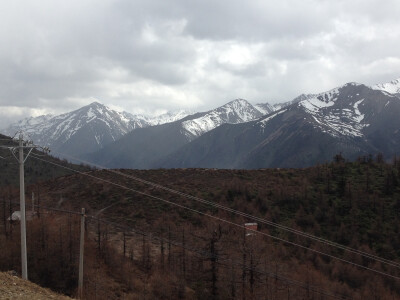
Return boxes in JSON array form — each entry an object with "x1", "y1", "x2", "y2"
[
  {"x1": 168, "y1": 226, "x2": 171, "y2": 268},
  {"x1": 160, "y1": 235, "x2": 165, "y2": 270},
  {"x1": 182, "y1": 229, "x2": 186, "y2": 279},
  {"x1": 3, "y1": 195, "x2": 8, "y2": 238},
  {"x1": 210, "y1": 234, "x2": 218, "y2": 300},
  {"x1": 123, "y1": 231, "x2": 126, "y2": 258}
]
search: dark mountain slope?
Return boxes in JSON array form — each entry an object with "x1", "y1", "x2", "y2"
[
  {"x1": 157, "y1": 84, "x2": 400, "y2": 169},
  {"x1": 86, "y1": 114, "x2": 204, "y2": 168},
  {"x1": 87, "y1": 99, "x2": 264, "y2": 168}
]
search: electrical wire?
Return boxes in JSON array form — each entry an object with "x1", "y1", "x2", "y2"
[
  {"x1": 50, "y1": 151, "x2": 400, "y2": 270},
  {"x1": 0, "y1": 199, "x2": 349, "y2": 299},
  {"x1": 27, "y1": 154, "x2": 400, "y2": 281},
  {"x1": 86, "y1": 216, "x2": 348, "y2": 299}
]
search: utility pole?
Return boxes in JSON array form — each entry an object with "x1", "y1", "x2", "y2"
[
  {"x1": 78, "y1": 208, "x2": 86, "y2": 299},
  {"x1": 0, "y1": 132, "x2": 48, "y2": 280},
  {"x1": 18, "y1": 133, "x2": 28, "y2": 280}
]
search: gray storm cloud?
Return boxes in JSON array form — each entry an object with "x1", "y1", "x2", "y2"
[{"x1": 0, "y1": 0, "x2": 399, "y2": 128}]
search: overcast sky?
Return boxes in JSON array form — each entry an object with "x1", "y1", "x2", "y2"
[{"x1": 0, "y1": 0, "x2": 399, "y2": 128}]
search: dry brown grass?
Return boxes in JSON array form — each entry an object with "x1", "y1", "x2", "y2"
[{"x1": 0, "y1": 271, "x2": 72, "y2": 300}]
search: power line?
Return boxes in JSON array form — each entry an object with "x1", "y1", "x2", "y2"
[
  {"x1": 89, "y1": 216, "x2": 348, "y2": 299},
  {"x1": 0, "y1": 133, "x2": 48, "y2": 280},
  {"x1": 28, "y1": 154, "x2": 400, "y2": 281},
  {"x1": 0, "y1": 199, "x2": 349, "y2": 299},
  {"x1": 49, "y1": 151, "x2": 400, "y2": 270},
  {"x1": 111, "y1": 169, "x2": 400, "y2": 268}
]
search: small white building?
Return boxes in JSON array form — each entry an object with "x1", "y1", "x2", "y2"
[{"x1": 8, "y1": 211, "x2": 36, "y2": 222}]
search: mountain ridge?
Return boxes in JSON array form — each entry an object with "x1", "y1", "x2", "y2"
[
  {"x1": 155, "y1": 83, "x2": 400, "y2": 169},
  {"x1": 0, "y1": 102, "x2": 191, "y2": 157},
  {"x1": 85, "y1": 98, "x2": 265, "y2": 168},
  {"x1": 1, "y1": 76, "x2": 399, "y2": 168}
]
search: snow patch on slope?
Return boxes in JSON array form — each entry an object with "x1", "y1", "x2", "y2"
[
  {"x1": 255, "y1": 103, "x2": 274, "y2": 115},
  {"x1": 182, "y1": 99, "x2": 263, "y2": 138},
  {"x1": 353, "y1": 99, "x2": 365, "y2": 122},
  {"x1": 300, "y1": 86, "x2": 368, "y2": 137},
  {"x1": 149, "y1": 110, "x2": 191, "y2": 125},
  {"x1": 258, "y1": 109, "x2": 287, "y2": 127},
  {"x1": 372, "y1": 78, "x2": 400, "y2": 95}
]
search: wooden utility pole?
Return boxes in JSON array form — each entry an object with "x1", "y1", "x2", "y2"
[
  {"x1": 78, "y1": 208, "x2": 85, "y2": 298},
  {"x1": 0, "y1": 132, "x2": 47, "y2": 280},
  {"x1": 18, "y1": 134, "x2": 28, "y2": 280}
]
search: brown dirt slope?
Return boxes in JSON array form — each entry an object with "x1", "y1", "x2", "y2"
[{"x1": 0, "y1": 271, "x2": 72, "y2": 300}]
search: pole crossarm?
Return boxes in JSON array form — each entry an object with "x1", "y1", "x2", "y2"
[
  {"x1": 0, "y1": 132, "x2": 49, "y2": 281},
  {"x1": 23, "y1": 148, "x2": 35, "y2": 164}
]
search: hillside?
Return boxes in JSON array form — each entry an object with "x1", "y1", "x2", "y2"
[
  {"x1": 0, "y1": 271, "x2": 71, "y2": 300},
  {"x1": 0, "y1": 134, "x2": 90, "y2": 186},
  {"x1": 1, "y1": 155, "x2": 399, "y2": 298}
]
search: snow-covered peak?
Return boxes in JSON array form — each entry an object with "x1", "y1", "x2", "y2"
[
  {"x1": 299, "y1": 87, "x2": 340, "y2": 112},
  {"x1": 255, "y1": 103, "x2": 274, "y2": 115},
  {"x1": 181, "y1": 98, "x2": 263, "y2": 139},
  {"x1": 148, "y1": 110, "x2": 191, "y2": 125},
  {"x1": 15, "y1": 114, "x2": 53, "y2": 127},
  {"x1": 272, "y1": 94, "x2": 317, "y2": 111},
  {"x1": 298, "y1": 84, "x2": 369, "y2": 137},
  {"x1": 216, "y1": 99, "x2": 262, "y2": 122},
  {"x1": 224, "y1": 98, "x2": 250, "y2": 108},
  {"x1": 372, "y1": 78, "x2": 400, "y2": 95},
  {"x1": 344, "y1": 82, "x2": 362, "y2": 87},
  {"x1": 2, "y1": 114, "x2": 54, "y2": 137},
  {"x1": 82, "y1": 102, "x2": 111, "y2": 119},
  {"x1": 0, "y1": 101, "x2": 155, "y2": 156},
  {"x1": 85, "y1": 101, "x2": 103, "y2": 108}
]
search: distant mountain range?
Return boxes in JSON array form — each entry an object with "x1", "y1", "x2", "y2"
[
  {"x1": 85, "y1": 99, "x2": 264, "y2": 168},
  {"x1": 157, "y1": 83, "x2": 400, "y2": 168},
  {"x1": 1, "y1": 102, "x2": 191, "y2": 157},
  {"x1": 1, "y1": 77, "x2": 399, "y2": 168}
]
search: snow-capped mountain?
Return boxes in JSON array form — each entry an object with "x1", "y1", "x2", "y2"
[
  {"x1": 156, "y1": 82, "x2": 400, "y2": 169},
  {"x1": 149, "y1": 110, "x2": 191, "y2": 126},
  {"x1": 255, "y1": 94, "x2": 317, "y2": 116},
  {"x1": 1, "y1": 102, "x2": 193, "y2": 158},
  {"x1": 4, "y1": 114, "x2": 54, "y2": 138},
  {"x1": 276, "y1": 93, "x2": 317, "y2": 109},
  {"x1": 3, "y1": 76, "x2": 400, "y2": 168},
  {"x1": 296, "y1": 83, "x2": 368, "y2": 137},
  {"x1": 258, "y1": 83, "x2": 369, "y2": 138},
  {"x1": 87, "y1": 98, "x2": 264, "y2": 168},
  {"x1": 1, "y1": 102, "x2": 152, "y2": 157},
  {"x1": 257, "y1": 81, "x2": 399, "y2": 140},
  {"x1": 255, "y1": 103, "x2": 274, "y2": 115},
  {"x1": 181, "y1": 99, "x2": 263, "y2": 138},
  {"x1": 255, "y1": 77, "x2": 400, "y2": 121},
  {"x1": 372, "y1": 78, "x2": 400, "y2": 96}
]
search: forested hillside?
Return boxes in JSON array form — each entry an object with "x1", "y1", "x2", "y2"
[
  {"x1": 1, "y1": 154, "x2": 400, "y2": 298},
  {"x1": 0, "y1": 134, "x2": 90, "y2": 186}
]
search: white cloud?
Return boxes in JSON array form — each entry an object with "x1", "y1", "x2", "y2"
[{"x1": 0, "y1": 0, "x2": 399, "y2": 127}]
